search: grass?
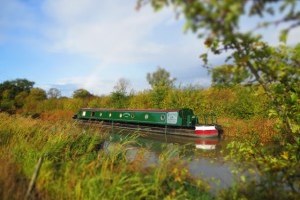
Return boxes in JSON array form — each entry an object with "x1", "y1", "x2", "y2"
[
  {"x1": 1, "y1": 111, "x2": 297, "y2": 200},
  {"x1": 218, "y1": 117, "x2": 278, "y2": 143},
  {"x1": 0, "y1": 113, "x2": 212, "y2": 200}
]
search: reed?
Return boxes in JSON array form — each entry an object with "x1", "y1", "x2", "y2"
[{"x1": 0, "y1": 113, "x2": 212, "y2": 199}]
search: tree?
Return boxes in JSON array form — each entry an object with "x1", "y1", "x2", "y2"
[
  {"x1": 0, "y1": 79, "x2": 34, "y2": 112},
  {"x1": 72, "y1": 89, "x2": 93, "y2": 99},
  {"x1": 14, "y1": 91, "x2": 29, "y2": 108},
  {"x1": 146, "y1": 67, "x2": 176, "y2": 88},
  {"x1": 11, "y1": 79, "x2": 34, "y2": 93},
  {"x1": 47, "y1": 88, "x2": 61, "y2": 99},
  {"x1": 146, "y1": 67, "x2": 176, "y2": 108},
  {"x1": 211, "y1": 64, "x2": 251, "y2": 87},
  {"x1": 113, "y1": 78, "x2": 130, "y2": 96},
  {"x1": 28, "y1": 88, "x2": 47, "y2": 101},
  {"x1": 111, "y1": 78, "x2": 131, "y2": 108},
  {"x1": 0, "y1": 79, "x2": 34, "y2": 100},
  {"x1": 22, "y1": 88, "x2": 47, "y2": 114},
  {"x1": 138, "y1": 0, "x2": 300, "y2": 140}
]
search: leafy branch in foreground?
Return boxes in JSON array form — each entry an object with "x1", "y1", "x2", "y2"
[{"x1": 138, "y1": 0, "x2": 300, "y2": 140}]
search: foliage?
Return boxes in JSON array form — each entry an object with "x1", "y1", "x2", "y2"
[
  {"x1": 0, "y1": 79, "x2": 34, "y2": 112},
  {"x1": 14, "y1": 91, "x2": 29, "y2": 108},
  {"x1": 22, "y1": 88, "x2": 47, "y2": 115},
  {"x1": 211, "y1": 64, "x2": 251, "y2": 87},
  {"x1": 145, "y1": 67, "x2": 177, "y2": 109},
  {"x1": 110, "y1": 78, "x2": 131, "y2": 108},
  {"x1": 136, "y1": 1, "x2": 300, "y2": 198},
  {"x1": 263, "y1": 45, "x2": 300, "y2": 140},
  {"x1": 138, "y1": 0, "x2": 300, "y2": 140},
  {"x1": 47, "y1": 88, "x2": 61, "y2": 99},
  {"x1": 72, "y1": 89, "x2": 93, "y2": 99},
  {"x1": 128, "y1": 90, "x2": 152, "y2": 109},
  {"x1": 228, "y1": 86, "x2": 269, "y2": 119},
  {"x1": 0, "y1": 79, "x2": 34, "y2": 100},
  {"x1": 110, "y1": 91, "x2": 129, "y2": 109},
  {"x1": 113, "y1": 78, "x2": 131, "y2": 96},
  {"x1": 164, "y1": 85, "x2": 204, "y2": 111},
  {"x1": 88, "y1": 96, "x2": 110, "y2": 108},
  {"x1": 222, "y1": 140, "x2": 300, "y2": 199},
  {"x1": 28, "y1": 88, "x2": 47, "y2": 101},
  {"x1": 146, "y1": 66, "x2": 176, "y2": 89},
  {"x1": 0, "y1": 114, "x2": 212, "y2": 199},
  {"x1": 0, "y1": 99, "x2": 15, "y2": 113},
  {"x1": 149, "y1": 85, "x2": 170, "y2": 109}
]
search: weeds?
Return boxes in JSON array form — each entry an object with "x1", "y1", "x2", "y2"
[{"x1": 0, "y1": 113, "x2": 212, "y2": 199}]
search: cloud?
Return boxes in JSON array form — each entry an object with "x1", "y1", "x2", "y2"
[
  {"x1": 0, "y1": 0, "x2": 214, "y2": 96},
  {"x1": 38, "y1": 0, "x2": 210, "y2": 94},
  {"x1": 42, "y1": 0, "x2": 171, "y2": 64}
]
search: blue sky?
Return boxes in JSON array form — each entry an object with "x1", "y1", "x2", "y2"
[{"x1": 1, "y1": 0, "x2": 299, "y2": 96}]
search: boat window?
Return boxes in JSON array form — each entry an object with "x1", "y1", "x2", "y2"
[
  {"x1": 91, "y1": 112, "x2": 95, "y2": 117},
  {"x1": 131, "y1": 113, "x2": 135, "y2": 118},
  {"x1": 119, "y1": 113, "x2": 122, "y2": 118},
  {"x1": 109, "y1": 113, "x2": 112, "y2": 117},
  {"x1": 82, "y1": 111, "x2": 86, "y2": 116},
  {"x1": 145, "y1": 114, "x2": 149, "y2": 119},
  {"x1": 100, "y1": 113, "x2": 102, "y2": 117},
  {"x1": 161, "y1": 114, "x2": 165, "y2": 121}
]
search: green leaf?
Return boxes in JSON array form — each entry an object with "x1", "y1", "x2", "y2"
[
  {"x1": 280, "y1": 29, "x2": 288, "y2": 43},
  {"x1": 199, "y1": 53, "x2": 208, "y2": 64},
  {"x1": 240, "y1": 175, "x2": 246, "y2": 182},
  {"x1": 290, "y1": 93, "x2": 298, "y2": 103},
  {"x1": 268, "y1": 109, "x2": 278, "y2": 118}
]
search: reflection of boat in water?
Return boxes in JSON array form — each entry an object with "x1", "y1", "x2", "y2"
[
  {"x1": 113, "y1": 128, "x2": 221, "y2": 150},
  {"x1": 195, "y1": 138, "x2": 220, "y2": 150},
  {"x1": 79, "y1": 120, "x2": 222, "y2": 150}
]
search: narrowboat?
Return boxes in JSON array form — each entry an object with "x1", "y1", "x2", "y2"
[{"x1": 74, "y1": 108, "x2": 222, "y2": 138}]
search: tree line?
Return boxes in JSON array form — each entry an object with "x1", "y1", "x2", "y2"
[{"x1": 0, "y1": 65, "x2": 272, "y2": 123}]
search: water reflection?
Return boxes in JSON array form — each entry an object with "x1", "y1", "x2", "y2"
[
  {"x1": 130, "y1": 130, "x2": 222, "y2": 150},
  {"x1": 195, "y1": 138, "x2": 220, "y2": 150},
  {"x1": 102, "y1": 129, "x2": 235, "y2": 192}
]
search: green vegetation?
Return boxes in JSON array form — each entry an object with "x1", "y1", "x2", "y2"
[
  {"x1": 139, "y1": 0, "x2": 300, "y2": 140},
  {"x1": 0, "y1": 76, "x2": 297, "y2": 199},
  {"x1": 0, "y1": 114, "x2": 212, "y2": 199},
  {"x1": 0, "y1": 0, "x2": 299, "y2": 199},
  {"x1": 137, "y1": 0, "x2": 300, "y2": 199},
  {"x1": 73, "y1": 89, "x2": 94, "y2": 99}
]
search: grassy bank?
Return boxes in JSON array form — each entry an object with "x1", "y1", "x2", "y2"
[
  {"x1": 0, "y1": 113, "x2": 212, "y2": 199},
  {"x1": 1, "y1": 113, "x2": 299, "y2": 199},
  {"x1": 37, "y1": 109, "x2": 279, "y2": 144}
]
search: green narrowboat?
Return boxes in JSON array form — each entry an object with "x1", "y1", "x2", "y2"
[{"x1": 74, "y1": 108, "x2": 198, "y2": 128}]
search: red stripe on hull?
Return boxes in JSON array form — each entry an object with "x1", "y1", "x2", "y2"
[{"x1": 195, "y1": 129, "x2": 218, "y2": 137}]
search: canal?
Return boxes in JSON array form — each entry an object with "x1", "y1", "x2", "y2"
[{"x1": 104, "y1": 129, "x2": 239, "y2": 193}]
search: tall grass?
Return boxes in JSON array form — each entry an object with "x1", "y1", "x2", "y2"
[
  {"x1": 218, "y1": 117, "x2": 278, "y2": 143},
  {"x1": 0, "y1": 113, "x2": 212, "y2": 199}
]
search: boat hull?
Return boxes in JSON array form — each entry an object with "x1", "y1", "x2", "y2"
[{"x1": 195, "y1": 125, "x2": 219, "y2": 137}]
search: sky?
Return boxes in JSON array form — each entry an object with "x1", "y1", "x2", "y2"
[{"x1": 0, "y1": 0, "x2": 299, "y2": 96}]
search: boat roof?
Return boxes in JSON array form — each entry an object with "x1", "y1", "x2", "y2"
[{"x1": 80, "y1": 108, "x2": 187, "y2": 112}]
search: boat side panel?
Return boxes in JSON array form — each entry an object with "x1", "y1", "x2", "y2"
[{"x1": 77, "y1": 108, "x2": 197, "y2": 127}]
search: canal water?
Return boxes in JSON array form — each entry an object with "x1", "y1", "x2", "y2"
[{"x1": 104, "y1": 129, "x2": 238, "y2": 192}]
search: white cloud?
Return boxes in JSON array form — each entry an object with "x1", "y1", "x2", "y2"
[
  {"x1": 0, "y1": 0, "x2": 214, "y2": 95},
  {"x1": 42, "y1": 0, "x2": 171, "y2": 63},
  {"x1": 38, "y1": 0, "x2": 210, "y2": 95}
]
